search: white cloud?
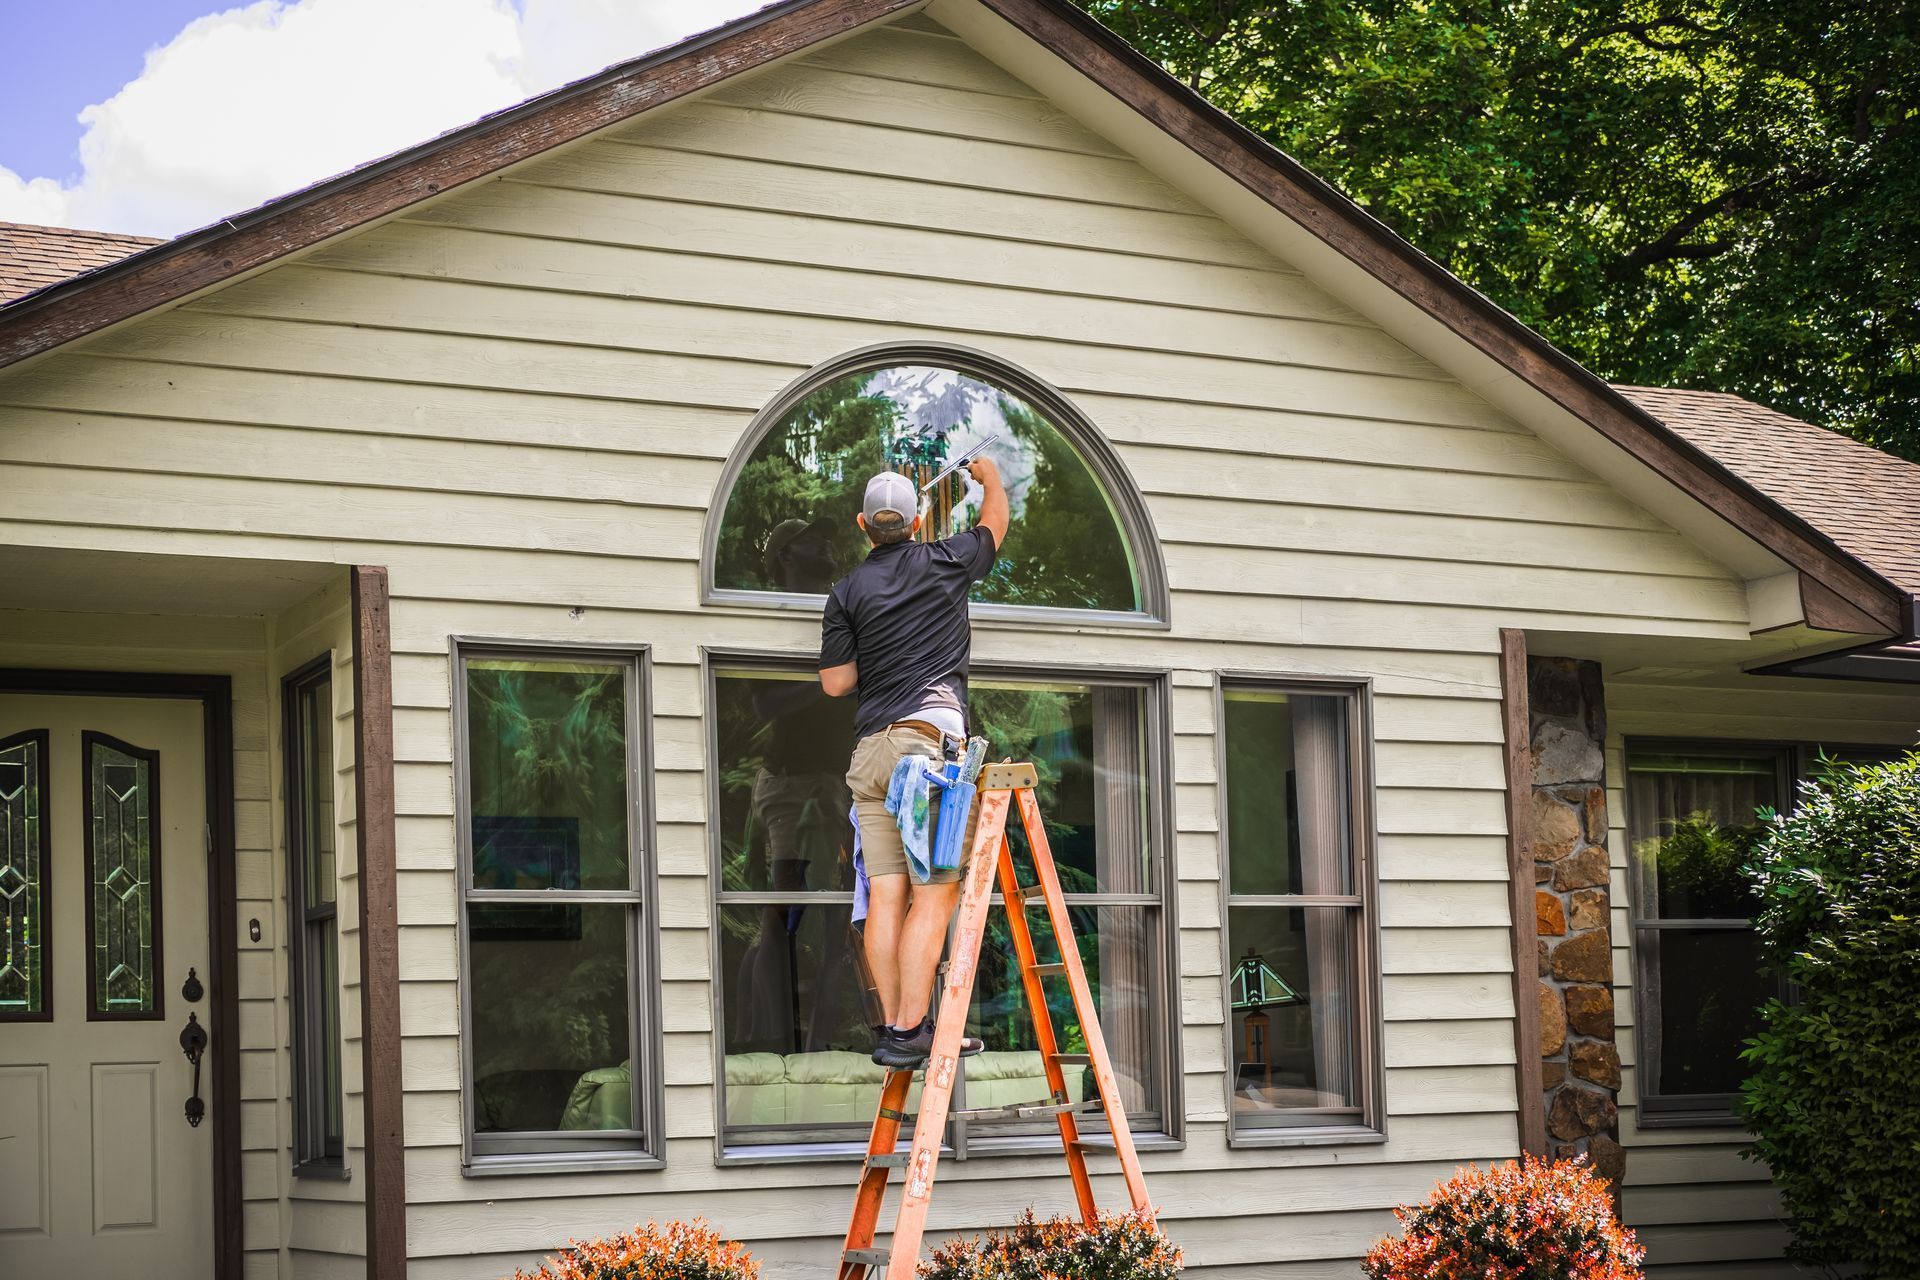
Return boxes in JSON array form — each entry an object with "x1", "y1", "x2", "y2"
[{"x1": 0, "y1": 0, "x2": 762, "y2": 237}]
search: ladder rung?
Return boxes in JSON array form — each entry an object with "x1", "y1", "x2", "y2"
[
  {"x1": 843, "y1": 1249, "x2": 891, "y2": 1268},
  {"x1": 1071, "y1": 1134, "x2": 1120, "y2": 1150},
  {"x1": 1051, "y1": 1051, "x2": 1090, "y2": 1065},
  {"x1": 865, "y1": 1152, "x2": 911, "y2": 1168},
  {"x1": 954, "y1": 1097, "x2": 1099, "y2": 1120},
  {"x1": 1029, "y1": 962, "x2": 1068, "y2": 977},
  {"x1": 1010, "y1": 882, "x2": 1048, "y2": 904}
]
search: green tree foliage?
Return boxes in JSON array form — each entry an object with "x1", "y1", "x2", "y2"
[
  {"x1": 1079, "y1": 0, "x2": 1920, "y2": 458},
  {"x1": 1741, "y1": 754, "x2": 1920, "y2": 1273}
]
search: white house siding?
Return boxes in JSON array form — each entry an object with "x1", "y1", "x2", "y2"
[
  {"x1": 0, "y1": 10, "x2": 1789, "y2": 1275},
  {"x1": 1607, "y1": 671, "x2": 1920, "y2": 1277},
  {"x1": 267, "y1": 577, "x2": 370, "y2": 1279}
]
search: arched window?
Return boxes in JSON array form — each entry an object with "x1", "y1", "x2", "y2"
[{"x1": 705, "y1": 346, "x2": 1166, "y2": 623}]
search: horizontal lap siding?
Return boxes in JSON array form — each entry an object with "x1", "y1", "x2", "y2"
[
  {"x1": 0, "y1": 15, "x2": 1760, "y2": 1276},
  {"x1": 1607, "y1": 675, "x2": 1920, "y2": 1273}
]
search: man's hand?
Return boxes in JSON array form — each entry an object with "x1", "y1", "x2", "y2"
[{"x1": 968, "y1": 456, "x2": 1010, "y2": 550}]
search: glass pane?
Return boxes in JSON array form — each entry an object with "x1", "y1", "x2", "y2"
[
  {"x1": 714, "y1": 672, "x2": 1152, "y2": 895},
  {"x1": 1222, "y1": 689, "x2": 1352, "y2": 896},
  {"x1": 87, "y1": 736, "x2": 159, "y2": 1016},
  {"x1": 469, "y1": 903, "x2": 635, "y2": 1133},
  {"x1": 300, "y1": 677, "x2": 336, "y2": 907},
  {"x1": 971, "y1": 904, "x2": 1160, "y2": 1125},
  {"x1": 1227, "y1": 905, "x2": 1362, "y2": 1125},
  {"x1": 1627, "y1": 748, "x2": 1779, "y2": 919},
  {"x1": 301, "y1": 918, "x2": 344, "y2": 1159},
  {"x1": 0, "y1": 732, "x2": 47, "y2": 1016},
  {"x1": 713, "y1": 364, "x2": 1142, "y2": 612},
  {"x1": 465, "y1": 658, "x2": 630, "y2": 892},
  {"x1": 1640, "y1": 926, "x2": 1769, "y2": 1098}
]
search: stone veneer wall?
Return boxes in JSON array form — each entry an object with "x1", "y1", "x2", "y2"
[{"x1": 1529, "y1": 657, "x2": 1625, "y2": 1189}]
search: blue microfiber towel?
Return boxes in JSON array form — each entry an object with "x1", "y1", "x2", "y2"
[
  {"x1": 848, "y1": 803, "x2": 869, "y2": 923},
  {"x1": 883, "y1": 752, "x2": 939, "y2": 883}
]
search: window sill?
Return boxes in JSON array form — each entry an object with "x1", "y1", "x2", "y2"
[
  {"x1": 717, "y1": 1131, "x2": 1182, "y2": 1166},
  {"x1": 1227, "y1": 1124, "x2": 1387, "y2": 1150},
  {"x1": 1634, "y1": 1110, "x2": 1749, "y2": 1132},
  {"x1": 463, "y1": 1150, "x2": 665, "y2": 1178},
  {"x1": 291, "y1": 1159, "x2": 351, "y2": 1182}
]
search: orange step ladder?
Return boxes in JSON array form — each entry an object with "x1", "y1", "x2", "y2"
[{"x1": 836, "y1": 761, "x2": 1154, "y2": 1280}]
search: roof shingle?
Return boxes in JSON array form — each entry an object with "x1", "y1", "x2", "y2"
[
  {"x1": 0, "y1": 221, "x2": 164, "y2": 305},
  {"x1": 1618, "y1": 384, "x2": 1920, "y2": 598}
]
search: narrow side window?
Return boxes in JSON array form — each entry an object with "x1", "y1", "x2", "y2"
[
  {"x1": 1219, "y1": 681, "x2": 1381, "y2": 1143},
  {"x1": 286, "y1": 658, "x2": 344, "y2": 1173}
]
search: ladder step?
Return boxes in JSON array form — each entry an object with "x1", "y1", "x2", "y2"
[
  {"x1": 954, "y1": 1097, "x2": 1099, "y2": 1120},
  {"x1": 865, "y1": 1152, "x2": 911, "y2": 1168},
  {"x1": 1029, "y1": 962, "x2": 1068, "y2": 977},
  {"x1": 1010, "y1": 882, "x2": 1048, "y2": 905},
  {"x1": 1051, "y1": 1051, "x2": 1090, "y2": 1065},
  {"x1": 843, "y1": 1249, "x2": 891, "y2": 1268},
  {"x1": 1071, "y1": 1134, "x2": 1120, "y2": 1150}
]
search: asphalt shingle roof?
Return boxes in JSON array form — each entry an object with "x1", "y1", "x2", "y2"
[
  {"x1": 0, "y1": 220, "x2": 163, "y2": 305},
  {"x1": 1618, "y1": 384, "x2": 1920, "y2": 598}
]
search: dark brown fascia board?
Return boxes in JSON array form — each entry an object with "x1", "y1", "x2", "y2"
[
  {"x1": 972, "y1": 0, "x2": 1911, "y2": 639},
  {"x1": 0, "y1": 0, "x2": 922, "y2": 368}
]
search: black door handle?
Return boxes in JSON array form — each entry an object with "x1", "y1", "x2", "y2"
[{"x1": 179, "y1": 1012, "x2": 208, "y2": 1128}]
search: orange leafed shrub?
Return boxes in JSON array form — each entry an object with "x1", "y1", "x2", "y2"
[
  {"x1": 919, "y1": 1208, "x2": 1182, "y2": 1279},
  {"x1": 510, "y1": 1218, "x2": 760, "y2": 1280},
  {"x1": 1363, "y1": 1156, "x2": 1643, "y2": 1280}
]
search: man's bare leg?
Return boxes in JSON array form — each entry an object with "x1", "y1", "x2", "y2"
[
  {"x1": 863, "y1": 874, "x2": 909, "y2": 1027},
  {"x1": 893, "y1": 880, "x2": 962, "y2": 1028}
]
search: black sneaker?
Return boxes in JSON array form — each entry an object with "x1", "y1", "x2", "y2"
[{"x1": 871, "y1": 1019, "x2": 985, "y2": 1070}]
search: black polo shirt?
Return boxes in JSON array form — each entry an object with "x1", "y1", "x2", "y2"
[{"x1": 818, "y1": 527, "x2": 998, "y2": 740}]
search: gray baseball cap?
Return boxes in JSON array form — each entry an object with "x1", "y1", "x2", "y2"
[{"x1": 862, "y1": 471, "x2": 918, "y2": 526}]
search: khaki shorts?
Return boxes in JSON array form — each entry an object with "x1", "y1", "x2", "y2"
[{"x1": 847, "y1": 723, "x2": 980, "y2": 883}]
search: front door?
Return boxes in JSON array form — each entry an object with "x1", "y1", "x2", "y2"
[{"x1": 0, "y1": 693, "x2": 213, "y2": 1277}]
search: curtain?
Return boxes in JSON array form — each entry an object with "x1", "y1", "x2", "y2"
[
  {"x1": 1293, "y1": 696, "x2": 1355, "y2": 1107},
  {"x1": 1093, "y1": 686, "x2": 1152, "y2": 1114}
]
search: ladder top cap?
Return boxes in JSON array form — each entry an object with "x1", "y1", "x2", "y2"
[{"x1": 979, "y1": 761, "x2": 1040, "y2": 790}]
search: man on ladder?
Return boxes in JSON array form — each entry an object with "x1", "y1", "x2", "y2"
[{"x1": 817, "y1": 458, "x2": 1009, "y2": 1070}]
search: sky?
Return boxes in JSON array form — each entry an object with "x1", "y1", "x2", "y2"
[{"x1": 0, "y1": 0, "x2": 766, "y2": 238}]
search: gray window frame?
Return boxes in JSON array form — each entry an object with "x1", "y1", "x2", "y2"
[
  {"x1": 698, "y1": 341, "x2": 1173, "y2": 630},
  {"x1": 1215, "y1": 673, "x2": 1386, "y2": 1148},
  {"x1": 1624, "y1": 736, "x2": 1794, "y2": 1128},
  {"x1": 451, "y1": 638, "x2": 664, "y2": 1174},
  {"x1": 285, "y1": 654, "x2": 346, "y2": 1177},
  {"x1": 702, "y1": 647, "x2": 1182, "y2": 1165}
]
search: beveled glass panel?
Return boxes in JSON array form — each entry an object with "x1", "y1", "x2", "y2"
[
  {"x1": 1226, "y1": 905, "x2": 1362, "y2": 1126},
  {"x1": 299, "y1": 677, "x2": 337, "y2": 907},
  {"x1": 0, "y1": 731, "x2": 48, "y2": 1017},
  {"x1": 469, "y1": 902, "x2": 634, "y2": 1133},
  {"x1": 87, "y1": 735, "x2": 159, "y2": 1017},
  {"x1": 466, "y1": 658, "x2": 630, "y2": 892},
  {"x1": 1223, "y1": 689, "x2": 1353, "y2": 897},
  {"x1": 713, "y1": 364, "x2": 1142, "y2": 612}
]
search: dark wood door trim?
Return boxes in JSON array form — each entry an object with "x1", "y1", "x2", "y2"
[
  {"x1": 351, "y1": 566, "x2": 407, "y2": 1279},
  {"x1": 0, "y1": 668, "x2": 241, "y2": 1280}
]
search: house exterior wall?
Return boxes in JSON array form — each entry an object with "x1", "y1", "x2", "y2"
[
  {"x1": 0, "y1": 10, "x2": 1853, "y2": 1276},
  {"x1": 1607, "y1": 669, "x2": 1920, "y2": 1275}
]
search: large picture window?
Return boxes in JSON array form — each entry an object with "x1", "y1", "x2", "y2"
[
  {"x1": 706, "y1": 351, "x2": 1165, "y2": 622},
  {"x1": 709, "y1": 661, "x2": 1170, "y2": 1156},
  {"x1": 285, "y1": 657, "x2": 344, "y2": 1173},
  {"x1": 454, "y1": 643, "x2": 660, "y2": 1168},
  {"x1": 1218, "y1": 680, "x2": 1381, "y2": 1143},
  {"x1": 1625, "y1": 742, "x2": 1789, "y2": 1122}
]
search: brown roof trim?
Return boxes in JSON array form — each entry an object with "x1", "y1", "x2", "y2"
[
  {"x1": 0, "y1": 0, "x2": 1904, "y2": 635},
  {"x1": 971, "y1": 0, "x2": 1910, "y2": 637},
  {"x1": 0, "y1": 0, "x2": 920, "y2": 365}
]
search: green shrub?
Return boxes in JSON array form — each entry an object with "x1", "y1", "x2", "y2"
[
  {"x1": 918, "y1": 1208, "x2": 1181, "y2": 1280},
  {"x1": 1742, "y1": 752, "x2": 1920, "y2": 1275}
]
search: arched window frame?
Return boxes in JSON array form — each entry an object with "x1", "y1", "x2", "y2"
[{"x1": 700, "y1": 342, "x2": 1171, "y2": 629}]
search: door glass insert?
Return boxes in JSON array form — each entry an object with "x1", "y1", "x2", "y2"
[
  {"x1": 0, "y1": 730, "x2": 49, "y2": 1018},
  {"x1": 86, "y1": 733, "x2": 162, "y2": 1018}
]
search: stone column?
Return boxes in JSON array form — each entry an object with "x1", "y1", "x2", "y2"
[{"x1": 1528, "y1": 657, "x2": 1625, "y2": 1191}]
